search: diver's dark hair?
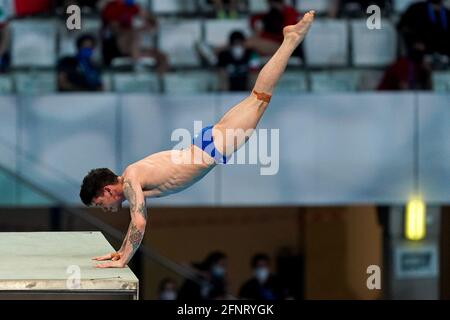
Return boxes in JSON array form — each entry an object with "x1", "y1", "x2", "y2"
[{"x1": 79, "y1": 168, "x2": 118, "y2": 206}]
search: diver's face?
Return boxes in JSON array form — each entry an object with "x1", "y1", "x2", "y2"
[{"x1": 92, "y1": 188, "x2": 122, "y2": 213}]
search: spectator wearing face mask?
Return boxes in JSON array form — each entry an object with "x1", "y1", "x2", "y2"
[
  {"x1": 378, "y1": 40, "x2": 432, "y2": 90},
  {"x1": 101, "y1": 0, "x2": 160, "y2": 67},
  {"x1": 57, "y1": 34, "x2": 103, "y2": 91},
  {"x1": 133, "y1": 13, "x2": 169, "y2": 74},
  {"x1": 217, "y1": 31, "x2": 255, "y2": 91},
  {"x1": 157, "y1": 278, "x2": 178, "y2": 300},
  {"x1": 102, "y1": 0, "x2": 140, "y2": 66},
  {"x1": 178, "y1": 251, "x2": 229, "y2": 301},
  {"x1": 239, "y1": 253, "x2": 284, "y2": 301},
  {"x1": 398, "y1": 0, "x2": 450, "y2": 57}
]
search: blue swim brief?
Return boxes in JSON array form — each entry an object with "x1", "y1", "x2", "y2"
[{"x1": 192, "y1": 125, "x2": 229, "y2": 164}]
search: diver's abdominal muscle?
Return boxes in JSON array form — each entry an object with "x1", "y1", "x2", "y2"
[
  {"x1": 143, "y1": 148, "x2": 215, "y2": 197},
  {"x1": 158, "y1": 162, "x2": 213, "y2": 195}
]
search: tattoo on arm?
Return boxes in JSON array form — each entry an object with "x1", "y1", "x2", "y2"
[
  {"x1": 137, "y1": 202, "x2": 147, "y2": 219},
  {"x1": 123, "y1": 179, "x2": 147, "y2": 219},
  {"x1": 123, "y1": 179, "x2": 137, "y2": 210},
  {"x1": 119, "y1": 178, "x2": 147, "y2": 263},
  {"x1": 129, "y1": 223, "x2": 144, "y2": 252}
]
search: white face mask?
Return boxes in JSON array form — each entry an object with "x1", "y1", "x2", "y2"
[
  {"x1": 254, "y1": 267, "x2": 270, "y2": 283},
  {"x1": 231, "y1": 46, "x2": 245, "y2": 60},
  {"x1": 160, "y1": 290, "x2": 177, "y2": 300}
]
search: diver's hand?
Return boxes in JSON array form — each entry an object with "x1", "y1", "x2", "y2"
[
  {"x1": 94, "y1": 259, "x2": 126, "y2": 268},
  {"x1": 92, "y1": 252, "x2": 121, "y2": 261}
]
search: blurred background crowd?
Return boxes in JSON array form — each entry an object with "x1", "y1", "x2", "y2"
[
  {"x1": 157, "y1": 251, "x2": 295, "y2": 300},
  {"x1": 0, "y1": 0, "x2": 449, "y2": 94}
]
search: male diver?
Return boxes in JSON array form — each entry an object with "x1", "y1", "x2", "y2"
[{"x1": 80, "y1": 12, "x2": 315, "y2": 268}]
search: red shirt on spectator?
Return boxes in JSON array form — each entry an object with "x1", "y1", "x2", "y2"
[
  {"x1": 102, "y1": 0, "x2": 140, "y2": 29},
  {"x1": 377, "y1": 57, "x2": 431, "y2": 91},
  {"x1": 250, "y1": 6, "x2": 300, "y2": 43},
  {"x1": 14, "y1": 0, "x2": 51, "y2": 16}
]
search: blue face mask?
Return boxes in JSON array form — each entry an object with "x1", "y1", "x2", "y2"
[
  {"x1": 211, "y1": 265, "x2": 225, "y2": 278},
  {"x1": 78, "y1": 47, "x2": 94, "y2": 60}
]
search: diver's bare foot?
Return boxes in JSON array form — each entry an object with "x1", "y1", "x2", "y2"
[{"x1": 283, "y1": 10, "x2": 315, "y2": 46}]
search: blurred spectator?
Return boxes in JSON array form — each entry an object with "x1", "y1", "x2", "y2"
[
  {"x1": 14, "y1": 0, "x2": 52, "y2": 16},
  {"x1": 101, "y1": 0, "x2": 168, "y2": 72},
  {"x1": 197, "y1": 0, "x2": 302, "y2": 69},
  {"x1": 239, "y1": 253, "x2": 285, "y2": 300},
  {"x1": 57, "y1": 34, "x2": 103, "y2": 91},
  {"x1": 0, "y1": 21, "x2": 10, "y2": 73},
  {"x1": 157, "y1": 278, "x2": 178, "y2": 300},
  {"x1": 378, "y1": 41, "x2": 432, "y2": 90},
  {"x1": 178, "y1": 251, "x2": 230, "y2": 301},
  {"x1": 248, "y1": 0, "x2": 300, "y2": 56},
  {"x1": 134, "y1": 14, "x2": 169, "y2": 74},
  {"x1": 398, "y1": 0, "x2": 450, "y2": 57},
  {"x1": 217, "y1": 31, "x2": 255, "y2": 91}
]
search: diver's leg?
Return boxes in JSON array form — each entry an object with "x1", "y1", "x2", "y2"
[{"x1": 212, "y1": 11, "x2": 315, "y2": 157}]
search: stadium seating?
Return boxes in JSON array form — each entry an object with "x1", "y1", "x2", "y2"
[
  {"x1": 151, "y1": 0, "x2": 196, "y2": 15},
  {"x1": 274, "y1": 70, "x2": 308, "y2": 93},
  {"x1": 0, "y1": 75, "x2": 13, "y2": 94},
  {"x1": 11, "y1": 19, "x2": 57, "y2": 67},
  {"x1": 304, "y1": 19, "x2": 349, "y2": 67},
  {"x1": 0, "y1": 1, "x2": 448, "y2": 94},
  {"x1": 351, "y1": 19, "x2": 397, "y2": 67},
  {"x1": 164, "y1": 71, "x2": 217, "y2": 93},
  {"x1": 113, "y1": 72, "x2": 160, "y2": 93},
  {"x1": 296, "y1": 0, "x2": 330, "y2": 14},
  {"x1": 205, "y1": 19, "x2": 251, "y2": 47},
  {"x1": 433, "y1": 71, "x2": 450, "y2": 92},
  {"x1": 158, "y1": 19, "x2": 202, "y2": 66},
  {"x1": 14, "y1": 71, "x2": 56, "y2": 94},
  {"x1": 310, "y1": 70, "x2": 359, "y2": 92}
]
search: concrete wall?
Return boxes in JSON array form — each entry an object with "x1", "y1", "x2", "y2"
[{"x1": 304, "y1": 206, "x2": 383, "y2": 299}]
